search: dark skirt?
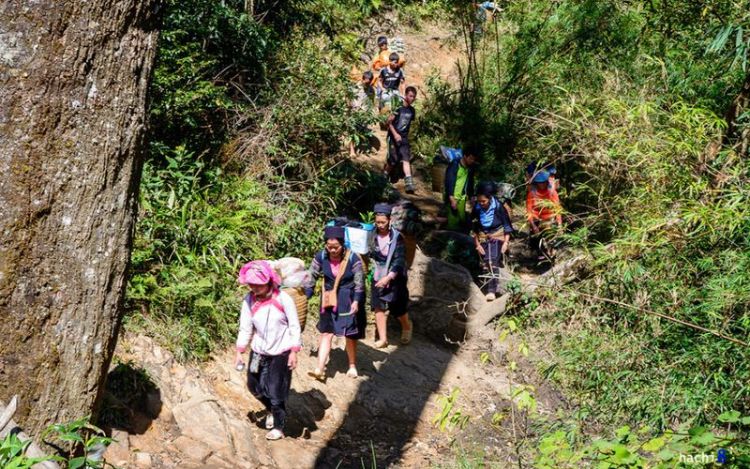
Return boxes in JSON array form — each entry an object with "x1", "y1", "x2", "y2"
[
  {"x1": 317, "y1": 308, "x2": 367, "y2": 339},
  {"x1": 371, "y1": 278, "x2": 409, "y2": 317},
  {"x1": 317, "y1": 289, "x2": 367, "y2": 339}
]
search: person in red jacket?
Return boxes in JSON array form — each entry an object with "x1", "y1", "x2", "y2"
[{"x1": 526, "y1": 170, "x2": 563, "y2": 260}]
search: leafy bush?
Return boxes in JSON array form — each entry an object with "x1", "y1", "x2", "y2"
[
  {"x1": 0, "y1": 433, "x2": 51, "y2": 469},
  {"x1": 129, "y1": 0, "x2": 388, "y2": 360},
  {"x1": 418, "y1": 0, "x2": 750, "y2": 451},
  {"x1": 227, "y1": 31, "x2": 375, "y2": 177},
  {"x1": 128, "y1": 147, "x2": 277, "y2": 360},
  {"x1": 149, "y1": 0, "x2": 271, "y2": 155},
  {"x1": 535, "y1": 415, "x2": 750, "y2": 468},
  {"x1": 0, "y1": 418, "x2": 112, "y2": 469}
]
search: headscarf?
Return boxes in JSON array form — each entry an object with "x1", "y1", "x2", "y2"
[
  {"x1": 238, "y1": 260, "x2": 281, "y2": 287},
  {"x1": 477, "y1": 180, "x2": 497, "y2": 197},
  {"x1": 374, "y1": 203, "x2": 392, "y2": 216},
  {"x1": 324, "y1": 225, "x2": 346, "y2": 242}
]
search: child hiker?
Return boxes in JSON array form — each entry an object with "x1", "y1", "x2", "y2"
[
  {"x1": 385, "y1": 85, "x2": 417, "y2": 194},
  {"x1": 378, "y1": 52, "x2": 405, "y2": 111},
  {"x1": 349, "y1": 70, "x2": 376, "y2": 157}
]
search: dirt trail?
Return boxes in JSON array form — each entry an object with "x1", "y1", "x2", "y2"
[
  {"x1": 350, "y1": 21, "x2": 460, "y2": 225},
  {"x1": 103, "y1": 21, "x2": 561, "y2": 469}
]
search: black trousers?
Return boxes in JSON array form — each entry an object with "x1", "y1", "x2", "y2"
[
  {"x1": 481, "y1": 238, "x2": 504, "y2": 294},
  {"x1": 529, "y1": 221, "x2": 558, "y2": 255},
  {"x1": 247, "y1": 351, "x2": 292, "y2": 431}
]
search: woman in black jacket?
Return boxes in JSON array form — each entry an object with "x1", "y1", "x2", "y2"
[
  {"x1": 368, "y1": 203, "x2": 411, "y2": 348},
  {"x1": 471, "y1": 181, "x2": 514, "y2": 301}
]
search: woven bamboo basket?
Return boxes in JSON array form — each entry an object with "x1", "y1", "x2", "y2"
[
  {"x1": 403, "y1": 233, "x2": 417, "y2": 268},
  {"x1": 283, "y1": 287, "x2": 308, "y2": 331},
  {"x1": 431, "y1": 163, "x2": 447, "y2": 193}
]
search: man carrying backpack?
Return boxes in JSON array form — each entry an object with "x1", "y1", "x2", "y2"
[{"x1": 444, "y1": 146, "x2": 479, "y2": 231}]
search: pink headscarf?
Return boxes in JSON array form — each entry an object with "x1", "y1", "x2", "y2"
[{"x1": 238, "y1": 260, "x2": 281, "y2": 287}]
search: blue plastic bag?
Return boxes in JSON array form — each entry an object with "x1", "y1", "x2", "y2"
[{"x1": 439, "y1": 145, "x2": 463, "y2": 163}]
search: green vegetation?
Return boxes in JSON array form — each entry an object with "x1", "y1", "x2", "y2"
[
  {"x1": 1, "y1": 433, "x2": 51, "y2": 469},
  {"x1": 127, "y1": 0, "x2": 424, "y2": 360},
  {"x1": 1, "y1": 418, "x2": 112, "y2": 469},
  {"x1": 125, "y1": 0, "x2": 750, "y2": 465},
  {"x1": 413, "y1": 0, "x2": 750, "y2": 466}
]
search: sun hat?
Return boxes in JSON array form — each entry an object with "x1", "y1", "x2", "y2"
[{"x1": 532, "y1": 170, "x2": 550, "y2": 184}]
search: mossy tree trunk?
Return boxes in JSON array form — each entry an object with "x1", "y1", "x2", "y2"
[{"x1": 0, "y1": 0, "x2": 159, "y2": 436}]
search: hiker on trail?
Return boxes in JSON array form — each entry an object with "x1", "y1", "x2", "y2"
[
  {"x1": 471, "y1": 181, "x2": 514, "y2": 301},
  {"x1": 547, "y1": 164, "x2": 560, "y2": 192},
  {"x1": 304, "y1": 226, "x2": 367, "y2": 381},
  {"x1": 371, "y1": 36, "x2": 403, "y2": 76},
  {"x1": 526, "y1": 170, "x2": 563, "y2": 260},
  {"x1": 378, "y1": 52, "x2": 406, "y2": 111},
  {"x1": 235, "y1": 260, "x2": 301, "y2": 441},
  {"x1": 385, "y1": 86, "x2": 417, "y2": 194},
  {"x1": 369, "y1": 203, "x2": 412, "y2": 348},
  {"x1": 444, "y1": 147, "x2": 479, "y2": 231},
  {"x1": 350, "y1": 70, "x2": 376, "y2": 157},
  {"x1": 474, "y1": 2, "x2": 499, "y2": 35},
  {"x1": 526, "y1": 161, "x2": 559, "y2": 193},
  {"x1": 353, "y1": 70, "x2": 376, "y2": 111}
]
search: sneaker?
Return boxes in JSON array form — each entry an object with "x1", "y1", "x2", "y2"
[
  {"x1": 404, "y1": 176, "x2": 416, "y2": 194},
  {"x1": 400, "y1": 318, "x2": 413, "y2": 345},
  {"x1": 265, "y1": 429, "x2": 284, "y2": 441},
  {"x1": 307, "y1": 368, "x2": 326, "y2": 383},
  {"x1": 346, "y1": 366, "x2": 358, "y2": 378},
  {"x1": 265, "y1": 414, "x2": 274, "y2": 430},
  {"x1": 374, "y1": 339, "x2": 389, "y2": 349},
  {"x1": 485, "y1": 293, "x2": 496, "y2": 301}
]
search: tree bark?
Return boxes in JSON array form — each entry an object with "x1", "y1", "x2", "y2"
[{"x1": 0, "y1": 0, "x2": 159, "y2": 437}]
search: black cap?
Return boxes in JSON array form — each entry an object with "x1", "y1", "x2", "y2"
[
  {"x1": 374, "y1": 203, "x2": 392, "y2": 215},
  {"x1": 324, "y1": 225, "x2": 346, "y2": 241}
]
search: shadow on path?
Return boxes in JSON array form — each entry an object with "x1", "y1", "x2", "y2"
[{"x1": 314, "y1": 256, "x2": 476, "y2": 468}]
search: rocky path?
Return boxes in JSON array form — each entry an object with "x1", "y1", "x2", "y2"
[
  {"x1": 107, "y1": 306, "x2": 518, "y2": 469},
  {"x1": 102, "y1": 20, "x2": 566, "y2": 469}
]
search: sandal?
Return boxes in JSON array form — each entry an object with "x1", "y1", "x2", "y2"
[
  {"x1": 266, "y1": 429, "x2": 284, "y2": 440},
  {"x1": 307, "y1": 368, "x2": 326, "y2": 383},
  {"x1": 374, "y1": 339, "x2": 389, "y2": 349},
  {"x1": 346, "y1": 366, "x2": 358, "y2": 378}
]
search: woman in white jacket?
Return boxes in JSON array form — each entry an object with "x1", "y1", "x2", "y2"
[{"x1": 234, "y1": 260, "x2": 301, "y2": 440}]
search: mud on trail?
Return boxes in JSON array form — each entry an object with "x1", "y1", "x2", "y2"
[{"x1": 102, "y1": 20, "x2": 566, "y2": 469}]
